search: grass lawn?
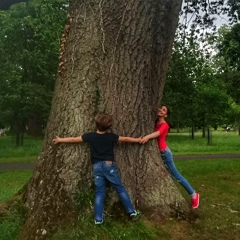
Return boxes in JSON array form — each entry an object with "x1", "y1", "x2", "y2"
[
  {"x1": 0, "y1": 171, "x2": 32, "y2": 202},
  {"x1": 0, "y1": 131, "x2": 239, "y2": 239},
  {"x1": 171, "y1": 158, "x2": 240, "y2": 240},
  {"x1": 0, "y1": 159, "x2": 239, "y2": 240},
  {"x1": 168, "y1": 130, "x2": 240, "y2": 154},
  {"x1": 0, "y1": 131, "x2": 239, "y2": 164},
  {"x1": 0, "y1": 171, "x2": 32, "y2": 240},
  {"x1": 0, "y1": 135, "x2": 41, "y2": 163}
]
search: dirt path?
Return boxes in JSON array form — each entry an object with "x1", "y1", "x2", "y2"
[
  {"x1": 0, "y1": 163, "x2": 36, "y2": 171},
  {"x1": 0, "y1": 154, "x2": 240, "y2": 171}
]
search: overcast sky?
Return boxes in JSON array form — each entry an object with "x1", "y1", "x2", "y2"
[{"x1": 180, "y1": 1, "x2": 230, "y2": 30}]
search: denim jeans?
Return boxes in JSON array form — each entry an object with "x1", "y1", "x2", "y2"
[
  {"x1": 161, "y1": 147, "x2": 195, "y2": 195},
  {"x1": 93, "y1": 161, "x2": 135, "y2": 221}
]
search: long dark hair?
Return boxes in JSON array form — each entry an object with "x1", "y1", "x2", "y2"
[
  {"x1": 165, "y1": 105, "x2": 170, "y2": 117},
  {"x1": 155, "y1": 105, "x2": 171, "y2": 124}
]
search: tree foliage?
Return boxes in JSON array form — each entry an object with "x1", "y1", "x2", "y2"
[
  {"x1": 215, "y1": 23, "x2": 240, "y2": 133},
  {"x1": 0, "y1": 0, "x2": 67, "y2": 138},
  {"x1": 0, "y1": 0, "x2": 29, "y2": 10},
  {"x1": 163, "y1": 28, "x2": 232, "y2": 135},
  {"x1": 162, "y1": 36, "x2": 200, "y2": 131}
]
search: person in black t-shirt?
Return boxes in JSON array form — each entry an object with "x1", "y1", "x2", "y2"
[{"x1": 53, "y1": 113, "x2": 142, "y2": 224}]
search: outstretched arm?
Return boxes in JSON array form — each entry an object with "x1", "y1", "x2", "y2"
[
  {"x1": 118, "y1": 136, "x2": 142, "y2": 143},
  {"x1": 140, "y1": 131, "x2": 160, "y2": 144},
  {"x1": 53, "y1": 136, "x2": 83, "y2": 144}
]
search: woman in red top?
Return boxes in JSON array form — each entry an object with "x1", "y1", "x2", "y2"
[{"x1": 141, "y1": 106, "x2": 199, "y2": 209}]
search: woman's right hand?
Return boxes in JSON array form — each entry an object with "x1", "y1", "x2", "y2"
[{"x1": 140, "y1": 136, "x2": 150, "y2": 144}]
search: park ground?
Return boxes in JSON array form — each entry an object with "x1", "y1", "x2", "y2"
[{"x1": 0, "y1": 131, "x2": 240, "y2": 239}]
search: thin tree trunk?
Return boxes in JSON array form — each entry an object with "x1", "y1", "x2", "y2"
[
  {"x1": 13, "y1": 116, "x2": 25, "y2": 146},
  {"x1": 191, "y1": 121, "x2": 194, "y2": 140},
  {"x1": 177, "y1": 122, "x2": 180, "y2": 133},
  {"x1": 20, "y1": 1, "x2": 188, "y2": 239},
  {"x1": 207, "y1": 126, "x2": 212, "y2": 145},
  {"x1": 238, "y1": 117, "x2": 240, "y2": 136},
  {"x1": 202, "y1": 114, "x2": 206, "y2": 138},
  {"x1": 27, "y1": 112, "x2": 43, "y2": 137}
]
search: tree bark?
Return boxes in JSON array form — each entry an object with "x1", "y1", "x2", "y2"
[{"x1": 20, "y1": 1, "x2": 188, "y2": 239}]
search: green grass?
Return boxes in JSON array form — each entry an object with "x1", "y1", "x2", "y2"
[
  {"x1": 0, "y1": 218, "x2": 22, "y2": 240},
  {"x1": 0, "y1": 171, "x2": 32, "y2": 240},
  {"x1": 168, "y1": 130, "x2": 240, "y2": 154},
  {"x1": 50, "y1": 158, "x2": 240, "y2": 240},
  {"x1": 51, "y1": 220, "x2": 160, "y2": 240},
  {"x1": 172, "y1": 159, "x2": 240, "y2": 240},
  {"x1": 0, "y1": 171, "x2": 32, "y2": 201},
  {"x1": 0, "y1": 131, "x2": 239, "y2": 164},
  {"x1": 0, "y1": 135, "x2": 41, "y2": 163},
  {"x1": 0, "y1": 131, "x2": 239, "y2": 239},
  {"x1": 1, "y1": 160, "x2": 239, "y2": 240}
]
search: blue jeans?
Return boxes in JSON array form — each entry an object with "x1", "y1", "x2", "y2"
[
  {"x1": 161, "y1": 147, "x2": 195, "y2": 195},
  {"x1": 93, "y1": 161, "x2": 135, "y2": 221}
]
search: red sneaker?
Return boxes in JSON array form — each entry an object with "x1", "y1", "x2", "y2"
[{"x1": 192, "y1": 193, "x2": 200, "y2": 209}]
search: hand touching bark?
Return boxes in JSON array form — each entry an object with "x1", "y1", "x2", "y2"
[{"x1": 53, "y1": 136, "x2": 61, "y2": 144}]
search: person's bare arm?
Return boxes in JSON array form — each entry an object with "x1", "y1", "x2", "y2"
[
  {"x1": 140, "y1": 131, "x2": 160, "y2": 144},
  {"x1": 118, "y1": 136, "x2": 142, "y2": 143},
  {"x1": 53, "y1": 136, "x2": 83, "y2": 144}
]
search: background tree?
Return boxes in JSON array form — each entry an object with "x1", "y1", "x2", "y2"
[
  {"x1": 163, "y1": 32, "x2": 231, "y2": 140},
  {"x1": 163, "y1": 33, "x2": 203, "y2": 137},
  {"x1": 215, "y1": 23, "x2": 240, "y2": 134},
  {"x1": 163, "y1": 0, "x2": 239, "y2": 137},
  {"x1": 194, "y1": 60, "x2": 230, "y2": 142},
  {"x1": 0, "y1": 0, "x2": 67, "y2": 142}
]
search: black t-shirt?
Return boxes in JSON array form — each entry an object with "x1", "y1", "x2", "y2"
[{"x1": 82, "y1": 132, "x2": 119, "y2": 164}]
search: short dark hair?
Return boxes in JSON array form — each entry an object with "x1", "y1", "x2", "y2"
[{"x1": 95, "y1": 113, "x2": 113, "y2": 131}]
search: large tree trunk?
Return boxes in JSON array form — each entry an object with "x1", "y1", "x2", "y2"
[{"x1": 20, "y1": 0, "x2": 187, "y2": 239}]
